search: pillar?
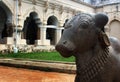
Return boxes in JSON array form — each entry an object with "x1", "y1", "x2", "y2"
[
  {"x1": 13, "y1": 31, "x2": 26, "y2": 46},
  {"x1": 55, "y1": 28, "x2": 63, "y2": 44},
  {"x1": 40, "y1": 27, "x2": 50, "y2": 45}
]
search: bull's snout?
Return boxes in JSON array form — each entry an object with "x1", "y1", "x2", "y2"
[
  {"x1": 55, "y1": 40, "x2": 68, "y2": 52},
  {"x1": 55, "y1": 40, "x2": 75, "y2": 57}
]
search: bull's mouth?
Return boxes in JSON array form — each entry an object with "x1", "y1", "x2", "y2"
[{"x1": 55, "y1": 45, "x2": 73, "y2": 57}]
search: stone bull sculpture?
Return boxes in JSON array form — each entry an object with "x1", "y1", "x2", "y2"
[{"x1": 55, "y1": 13, "x2": 120, "y2": 82}]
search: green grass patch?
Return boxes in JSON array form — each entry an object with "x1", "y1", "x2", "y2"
[{"x1": 0, "y1": 52, "x2": 75, "y2": 62}]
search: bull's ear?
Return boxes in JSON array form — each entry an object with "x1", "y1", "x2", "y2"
[
  {"x1": 95, "y1": 13, "x2": 110, "y2": 47},
  {"x1": 95, "y1": 13, "x2": 109, "y2": 32}
]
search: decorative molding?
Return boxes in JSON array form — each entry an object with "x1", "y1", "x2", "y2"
[
  {"x1": 51, "y1": 3, "x2": 56, "y2": 10},
  {"x1": 59, "y1": 5, "x2": 64, "y2": 14},
  {"x1": 22, "y1": 0, "x2": 78, "y2": 15},
  {"x1": 23, "y1": 7, "x2": 34, "y2": 18},
  {"x1": 76, "y1": 10, "x2": 82, "y2": 14},
  {"x1": 32, "y1": 6, "x2": 36, "y2": 11},
  {"x1": 66, "y1": 8, "x2": 70, "y2": 13},
  {"x1": 23, "y1": 7, "x2": 42, "y2": 19},
  {"x1": 44, "y1": 1, "x2": 49, "y2": 13},
  {"x1": 72, "y1": 10, "x2": 76, "y2": 15},
  {"x1": 32, "y1": 0, "x2": 36, "y2": 5},
  {"x1": 18, "y1": 0, "x2": 22, "y2": 6}
]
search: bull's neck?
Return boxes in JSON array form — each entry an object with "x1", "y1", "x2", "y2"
[
  {"x1": 74, "y1": 43, "x2": 111, "y2": 82},
  {"x1": 75, "y1": 43, "x2": 102, "y2": 67}
]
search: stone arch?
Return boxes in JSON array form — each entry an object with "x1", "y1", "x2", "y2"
[
  {"x1": 0, "y1": 1, "x2": 13, "y2": 39},
  {"x1": 47, "y1": 15, "x2": 58, "y2": 26},
  {"x1": 22, "y1": 11, "x2": 42, "y2": 45},
  {"x1": 61, "y1": 13, "x2": 71, "y2": 27},
  {"x1": 109, "y1": 19, "x2": 120, "y2": 40},
  {"x1": 2, "y1": 0, "x2": 14, "y2": 14},
  {"x1": 46, "y1": 15, "x2": 58, "y2": 45},
  {"x1": 108, "y1": 17, "x2": 120, "y2": 24},
  {"x1": 23, "y1": 7, "x2": 42, "y2": 20},
  {"x1": 45, "y1": 12, "x2": 59, "y2": 25}
]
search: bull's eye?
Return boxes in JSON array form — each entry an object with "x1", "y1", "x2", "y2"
[
  {"x1": 80, "y1": 21, "x2": 89, "y2": 29},
  {"x1": 81, "y1": 24, "x2": 88, "y2": 29}
]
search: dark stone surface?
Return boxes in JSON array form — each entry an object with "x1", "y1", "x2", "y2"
[{"x1": 56, "y1": 13, "x2": 120, "y2": 82}]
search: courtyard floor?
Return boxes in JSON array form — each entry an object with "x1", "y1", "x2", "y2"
[{"x1": 0, "y1": 66, "x2": 75, "y2": 82}]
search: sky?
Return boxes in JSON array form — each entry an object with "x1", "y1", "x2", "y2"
[{"x1": 84, "y1": 0, "x2": 91, "y2": 3}]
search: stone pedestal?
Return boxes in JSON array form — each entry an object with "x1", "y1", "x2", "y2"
[
  {"x1": 44, "y1": 40, "x2": 50, "y2": 45},
  {"x1": 20, "y1": 39, "x2": 26, "y2": 45},
  {"x1": 35, "y1": 40, "x2": 42, "y2": 45},
  {"x1": 0, "y1": 44, "x2": 7, "y2": 51},
  {"x1": 13, "y1": 31, "x2": 26, "y2": 45},
  {"x1": 5, "y1": 37, "x2": 13, "y2": 44},
  {"x1": 0, "y1": 37, "x2": 13, "y2": 44}
]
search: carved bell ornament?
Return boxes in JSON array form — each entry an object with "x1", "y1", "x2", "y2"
[{"x1": 99, "y1": 31, "x2": 111, "y2": 47}]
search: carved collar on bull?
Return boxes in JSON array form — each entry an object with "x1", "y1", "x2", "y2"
[
  {"x1": 77, "y1": 47, "x2": 111, "y2": 82},
  {"x1": 76, "y1": 13, "x2": 111, "y2": 82}
]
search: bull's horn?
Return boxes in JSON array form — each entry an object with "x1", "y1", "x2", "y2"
[{"x1": 95, "y1": 13, "x2": 109, "y2": 32}]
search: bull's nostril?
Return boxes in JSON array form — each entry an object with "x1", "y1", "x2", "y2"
[{"x1": 63, "y1": 41, "x2": 67, "y2": 44}]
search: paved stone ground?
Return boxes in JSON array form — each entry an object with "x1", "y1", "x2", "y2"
[{"x1": 0, "y1": 66, "x2": 75, "y2": 82}]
